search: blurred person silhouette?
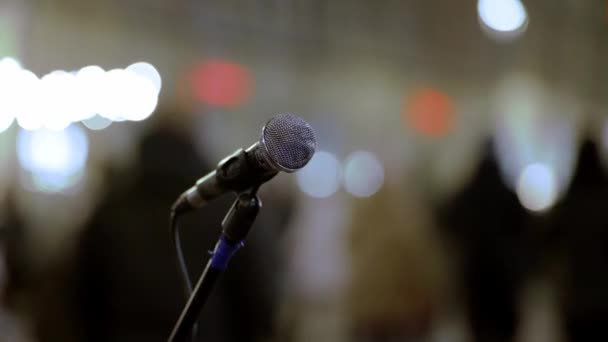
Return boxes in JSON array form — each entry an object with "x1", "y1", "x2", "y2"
[
  {"x1": 546, "y1": 139, "x2": 608, "y2": 341},
  {"x1": 437, "y1": 140, "x2": 532, "y2": 342},
  {"x1": 347, "y1": 178, "x2": 446, "y2": 342},
  {"x1": 70, "y1": 113, "x2": 294, "y2": 342}
]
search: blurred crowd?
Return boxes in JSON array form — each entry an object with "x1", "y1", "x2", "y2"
[{"x1": 0, "y1": 116, "x2": 607, "y2": 342}]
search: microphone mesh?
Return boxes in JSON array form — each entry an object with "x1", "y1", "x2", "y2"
[{"x1": 259, "y1": 113, "x2": 316, "y2": 172}]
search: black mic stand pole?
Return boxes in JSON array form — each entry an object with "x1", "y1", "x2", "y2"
[{"x1": 168, "y1": 189, "x2": 261, "y2": 342}]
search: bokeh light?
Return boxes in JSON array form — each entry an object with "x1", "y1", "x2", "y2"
[
  {"x1": 296, "y1": 151, "x2": 342, "y2": 198},
  {"x1": 39, "y1": 71, "x2": 78, "y2": 131},
  {"x1": 74, "y1": 65, "x2": 106, "y2": 121},
  {"x1": 191, "y1": 59, "x2": 253, "y2": 108},
  {"x1": 97, "y1": 68, "x2": 133, "y2": 121},
  {"x1": 1, "y1": 62, "x2": 161, "y2": 131},
  {"x1": 9, "y1": 68, "x2": 43, "y2": 131},
  {"x1": 343, "y1": 151, "x2": 384, "y2": 198},
  {"x1": 478, "y1": 0, "x2": 528, "y2": 38},
  {"x1": 493, "y1": 73, "x2": 577, "y2": 198},
  {"x1": 0, "y1": 57, "x2": 20, "y2": 71},
  {"x1": 122, "y1": 70, "x2": 159, "y2": 121},
  {"x1": 0, "y1": 57, "x2": 23, "y2": 132},
  {"x1": 97, "y1": 68, "x2": 158, "y2": 122},
  {"x1": 82, "y1": 115, "x2": 112, "y2": 130},
  {"x1": 516, "y1": 163, "x2": 558, "y2": 212},
  {"x1": 404, "y1": 87, "x2": 455, "y2": 138},
  {"x1": 126, "y1": 62, "x2": 162, "y2": 94},
  {"x1": 17, "y1": 124, "x2": 89, "y2": 192}
]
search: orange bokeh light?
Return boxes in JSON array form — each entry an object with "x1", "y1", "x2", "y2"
[
  {"x1": 191, "y1": 59, "x2": 252, "y2": 108},
  {"x1": 403, "y1": 87, "x2": 455, "y2": 137}
]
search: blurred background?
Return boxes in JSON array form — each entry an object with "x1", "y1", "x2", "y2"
[{"x1": 0, "y1": 0, "x2": 607, "y2": 341}]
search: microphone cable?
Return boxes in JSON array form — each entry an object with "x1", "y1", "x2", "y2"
[{"x1": 169, "y1": 211, "x2": 198, "y2": 342}]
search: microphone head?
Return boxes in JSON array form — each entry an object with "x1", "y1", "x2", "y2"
[{"x1": 258, "y1": 113, "x2": 317, "y2": 172}]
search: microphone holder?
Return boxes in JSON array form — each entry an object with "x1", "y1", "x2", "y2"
[{"x1": 168, "y1": 188, "x2": 261, "y2": 342}]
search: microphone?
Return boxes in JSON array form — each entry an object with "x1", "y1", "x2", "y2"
[{"x1": 171, "y1": 113, "x2": 316, "y2": 214}]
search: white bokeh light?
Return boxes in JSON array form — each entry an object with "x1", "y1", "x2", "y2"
[
  {"x1": 97, "y1": 69, "x2": 129, "y2": 121},
  {"x1": 14, "y1": 70, "x2": 42, "y2": 131},
  {"x1": 82, "y1": 114, "x2": 112, "y2": 130},
  {"x1": 478, "y1": 0, "x2": 528, "y2": 36},
  {"x1": 516, "y1": 163, "x2": 558, "y2": 212},
  {"x1": 74, "y1": 65, "x2": 106, "y2": 121},
  {"x1": 17, "y1": 124, "x2": 89, "y2": 192},
  {"x1": 493, "y1": 73, "x2": 577, "y2": 196},
  {"x1": 97, "y1": 69, "x2": 158, "y2": 122},
  {"x1": 296, "y1": 151, "x2": 342, "y2": 198},
  {"x1": 38, "y1": 71, "x2": 79, "y2": 131},
  {"x1": 343, "y1": 151, "x2": 384, "y2": 198},
  {"x1": 0, "y1": 57, "x2": 21, "y2": 72},
  {"x1": 3, "y1": 61, "x2": 161, "y2": 131},
  {"x1": 121, "y1": 70, "x2": 159, "y2": 121},
  {"x1": 126, "y1": 62, "x2": 162, "y2": 94},
  {"x1": 0, "y1": 58, "x2": 24, "y2": 132}
]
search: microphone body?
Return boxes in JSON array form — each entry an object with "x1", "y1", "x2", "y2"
[
  {"x1": 171, "y1": 113, "x2": 316, "y2": 214},
  {"x1": 172, "y1": 143, "x2": 277, "y2": 214}
]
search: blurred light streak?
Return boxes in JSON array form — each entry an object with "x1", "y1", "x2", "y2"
[
  {"x1": 493, "y1": 73, "x2": 576, "y2": 203},
  {"x1": 191, "y1": 59, "x2": 252, "y2": 107},
  {"x1": 17, "y1": 125, "x2": 88, "y2": 192},
  {"x1": 478, "y1": 0, "x2": 528, "y2": 39},
  {"x1": 0, "y1": 61, "x2": 161, "y2": 131},
  {"x1": 296, "y1": 151, "x2": 341, "y2": 198},
  {"x1": 343, "y1": 150, "x2": 384, "y2": 198},
  {"x1": 494, "y1": 73, "x2": 545, "y2": 189},
  {"x1": 404, "y1": 87, "x2": 455, "y2": 138},
  {"x1": 517, "y1": 163, "x2": 558, "y2": 212}
]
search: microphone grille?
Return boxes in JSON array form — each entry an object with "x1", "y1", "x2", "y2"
[{"x1": 259, "y1": 113, "x2": 316, "y2": 172}]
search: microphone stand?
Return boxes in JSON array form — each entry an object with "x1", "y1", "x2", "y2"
[{"x1": 168, "y1": 189, "x2": 261, "y2": 342}]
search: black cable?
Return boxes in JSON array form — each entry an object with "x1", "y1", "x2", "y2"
[
  {"x1": 171, "y1": 211, "x2": 193, "y2": 295},
  {"x1": 170, "y1": 211, "x2": 198, "y2": 342}
]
